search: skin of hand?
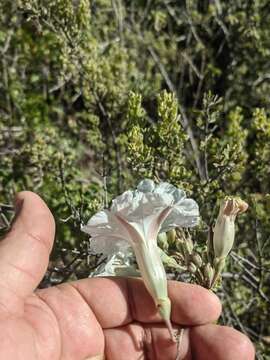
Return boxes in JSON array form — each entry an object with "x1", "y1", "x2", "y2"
[{"x1": 0, "y1": 191, "x2": 255, "y2": 360}]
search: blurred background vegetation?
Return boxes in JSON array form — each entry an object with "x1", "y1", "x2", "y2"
[{"x1": 0, "y1": 0, "x2": 269, "y2": 358}]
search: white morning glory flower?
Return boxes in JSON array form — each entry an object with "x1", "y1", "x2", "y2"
[
  {"x1": 83, "y1": 179, "x2": 199, "y2": 255},
  {"x1": 82, "y1": 179, "x2": 199, "y2": 340}
]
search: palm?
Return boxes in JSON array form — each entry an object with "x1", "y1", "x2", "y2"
[
  {"x1": 1, "y1": 283, "x2": 104, "y2": 360},
  {"x1": 0, "y1": 192, "x2": 254, "y2": 360}
]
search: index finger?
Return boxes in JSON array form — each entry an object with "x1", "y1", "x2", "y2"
[{"x1": 71, "y1": 277, "x2": 221, "y2": 328}]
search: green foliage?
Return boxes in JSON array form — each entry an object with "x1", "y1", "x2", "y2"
[
  {"x1": 0, "y1": 0, "x2": 270, "y2": 357},
  {"x1": 127, "y1": 91, "x2": 190, "y2": 186},
  {"x1": 250, "y1": 108, "x2": 270, "y2": 192}
]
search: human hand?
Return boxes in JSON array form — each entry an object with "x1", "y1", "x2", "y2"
[{"x1": 0, "y1": 191, "x2": 255, "y2": 360}]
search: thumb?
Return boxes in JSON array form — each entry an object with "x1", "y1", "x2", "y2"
[{"x1": 0, "y1": 191, "x2": 55, "y2": 306}]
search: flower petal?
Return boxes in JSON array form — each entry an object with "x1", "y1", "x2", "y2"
[
  {"x1": 90, "y1": 251, "x2": 139, "y2": 277},
  {"x1": 123, "y1": 192, "x2": 174, "y2": 239},
  {"x1": 172, "y1": 188, "x2": 186, "y2": 203},
  {"x1": 89, "y1": 235, "x2": 131, "y2": 255},
  {"x1": 161, "y1": 198, "x2": 199, "y2": 231},
  {"x1": 127, "y1": 192, "x2": 173, "y2": 221},
  {"x1": 110, "y1": 190, "x2": 134, "y2": 213},
  {"x1": 82, "y1": 210, "x2": 133, "y2": 255},
  {"x1": 137, "y1": 179, "x2": 155, "y2": 193},
  {"x1": 154, "y1": 182, "x2": 186, "y2": 203},
  {"x1": 82, "y1": 210, "x2": 129, "y2": 239},
  {"x1": 81, "y1": 210, "x2": 108, "y2": 235},
  {"x1": 154, "y1": 182, "x2": 176, "y2": 196},
  {"x1": 115, "y1": 213, "x2": 145, "y2": 245},
  {"x1": 147, "y1": 206, "x2": 173, "y2": 242}
]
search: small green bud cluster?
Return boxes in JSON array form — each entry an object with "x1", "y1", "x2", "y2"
[
  {"x1": 174, "y1": 229, "x2": 212, "y2": 287},
  {"x1": 169, "y1": 197, "x2": 248, "y2": 289}
]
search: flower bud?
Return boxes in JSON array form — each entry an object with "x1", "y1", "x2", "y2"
[
  {"x1": 173, "y1": 252, "x2": 185, "y2": 263},
  {"x1": 203, "y1": 263, "x2": 214, "y2": 288},
  {"x1": 175, "y1": 228, "x2": 193, "y2": 254},
  {"x1": 190, "y1": 253, "x2": 203, "y2": 268},
  {"x1": 213, "y1": 197, "x2": 248, "y2": 259},
  {"x1": 157, "y1": 232, "x2": 169, "y2": 252},
  {"x1": 185, "y1": 233, "x2": 194, "y2": 254},
  {"x1": 188, "y1": 262, "x2": 197, "y2": 274},
  {"x1": 175, "y1": 238, "x2": 185, "y2": 253},
  {"x1": 167, "y1": 229, "x2": 176, "y2": 247},
  {"x1": 159, "y1": 248, "x2": 184, "y2": 271}
]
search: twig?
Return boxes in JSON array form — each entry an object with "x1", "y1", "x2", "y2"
[{"x1": 94, "y1": 92, "x2": 123, "y2": 193}]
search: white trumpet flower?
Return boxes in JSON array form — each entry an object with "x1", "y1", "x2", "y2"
[{"x1": 82, "y1": 179, "x2": 199, "y2": 340}]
